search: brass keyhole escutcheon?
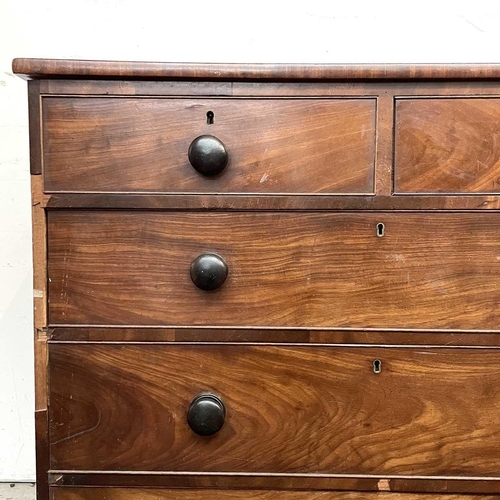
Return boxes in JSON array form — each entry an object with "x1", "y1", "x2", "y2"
[{"x1": 373, "y1": 359, "x2": 382, "y2": 374}]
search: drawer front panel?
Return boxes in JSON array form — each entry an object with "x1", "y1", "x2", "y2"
[
  {"x1": 49, "y1": 344, "x2": 500, "y2": 475},
  {"x1": 42, "y1": 97, "x2": 375, "y2": 194},
  {"x1": 395, "y1": 98, "x2": 500, "y2": 194},
  {"x1": 50, "y1": 487, "x2": 499, "y2": 500},
  {"x1": 48, "y1": 211, "x2": 500, "y2": 330}
]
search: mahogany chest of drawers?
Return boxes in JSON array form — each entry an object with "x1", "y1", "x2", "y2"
[{"x1": 13, "y1": 58, "x2": 500, "y2": 500}]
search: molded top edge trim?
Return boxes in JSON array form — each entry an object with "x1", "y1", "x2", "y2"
[{"x1": 12, "y1": 58, "x2": 500, "y2": 81}]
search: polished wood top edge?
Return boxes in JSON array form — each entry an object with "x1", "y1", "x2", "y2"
[{"x1": 14, "y1": 59, "x2": 500, "y2": 81}]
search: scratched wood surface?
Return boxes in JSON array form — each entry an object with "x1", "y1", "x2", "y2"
[
  {"x1": 42, "y1": 97, "x2": 375, "y2": 194},
  {"x1": 49, "y1": 344, "x2": 500, "y2": 475},
  {"x1": 48, "y1": 211, "x2": 500, "y2": 330},
  {"x1": 395, "y1": 98, "x2": 500, "y2": 194},
  {"x1": 50, "y1": 487, "x2": 500, "y2": 500}
]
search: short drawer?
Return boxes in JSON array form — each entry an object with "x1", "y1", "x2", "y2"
[
  {"x1": 50, "y1": 487, "x2": 498, "y2": 500},
  {"x1": 49, "y1": 344, "x2": 500, "y2": 475},
  {"x1": 42, "y1": 97, "x2": 375, "y2": 194},
  {"x1": 48, "y1": 211, "x2": 500, "y2": 330},
  {"x1": 395, "y1": 98, "x2": 500, "y2": 194}
]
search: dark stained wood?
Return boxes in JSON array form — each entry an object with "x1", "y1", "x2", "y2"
[
  {"x1": 39, "y1": 79, "x2": 233, "y2": 96},
  {"x1": 44, "y1": 193, "x2": 500, "y2": 210},
  {"x1": 50, "y1": 487, "x2": 500, "y2": 500},
  {"x1": 42, "y1": 97, "x2": 375, "y2": 195},
  {"x1": 395, "y1": 98, "x2": 500, "y2": 194},
  {"x1": 49, "y1": 473, "x2": 500, "y2": 495},
  {"x1": 36, "y1": 79, "x2": 500, "y2": 98},
  {"x1": 233, "y1": 81, "x2": 500, "y2": 97},
  {"x1": 48, "y1": 211, "x2": 500, "y2": 330},
  {"x1": 47, "y1": 327, "x2": 500, "y2": 346},
  {"x1": 49, "y1": 344, "x2": 500, "y2": 476},
  {"x1": 28, "y1": 80, "x2": 42, "y2": 174},
  {"x1": 14, "y1": 58, "x2": 500, "y2": 81},
  {"x1": 35, "y1": 410, "x2": 49, "y2": 500}
]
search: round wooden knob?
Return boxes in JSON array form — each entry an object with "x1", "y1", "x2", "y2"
[
  {"x1": 190, "y1": 253, "x2": 228, "y2": 291},
  {"x1": 187, "y1": 394, "x2": 226, "y2": 436},
  {"x1": 188, "y1": 135, "x2": 228, "y2": 176}
]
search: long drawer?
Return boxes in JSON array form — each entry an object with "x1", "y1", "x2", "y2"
[
  {"x1": 49, "y1": 344, "x2": 500, "y2": 475},
  {"x1": 48, "y1": 211, "x2": 500, "y2": 330},
  {"x1": 42, "y1": 97, "x2": 376, "y2": 194}
]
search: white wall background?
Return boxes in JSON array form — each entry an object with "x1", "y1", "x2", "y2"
[{"x1": 2, "y1": 0, "x2": 500, "y2": 482}]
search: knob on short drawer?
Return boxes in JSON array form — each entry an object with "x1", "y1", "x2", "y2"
[
  {"x1": 188, "y1": 135, "x2": 228, "y2": 176},
  {"x1": 190, "y1": 253, "x2": 228, "y2": 291},
  {"x1": 187, "y1": 394, "x2": 226, "y2": 436}
]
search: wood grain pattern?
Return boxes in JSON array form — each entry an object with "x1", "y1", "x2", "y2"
[
  {"x1": 50, "y1": 487, "x2": 500, "y2": 500},
  {"x1": 14, "y1": 58, "x2": 500, "y2": 80},
  {"x1": 42, "y1": 97, "x2": 375, "y2": 194},
  {"x1": 48, "y1": 472, "x2": 500, "y2": 494},
  {"x1": 32, "y1": 175, "x2": 47, "y2": 328},
  {"x1": 48, "y1": 211, "x2": 500, "y2": 330},
  {"x1": 56, "y1": 330, "x2": 500, "y2": 346},
  {"x1": 48, "y1": 327, "x2": 500, "y2": 346},
  {"x1": 375, "y1": 93, "x2": 394, "y2": 195},
  {"x1": 28, "y1": 80, "x2": 42, "y2": 174},
  {"x1": 49, "y1": 344, "x2": 500, "y2": 475},
  {"x1": 36, "y1": 79, "x2": 500, "y2": 98},
  {"x1": 45, "y1": 193, "x2": 500, "y2": 210},
  {"x1": 396, "y1": 98, "x2": 500, "y2": 193}
]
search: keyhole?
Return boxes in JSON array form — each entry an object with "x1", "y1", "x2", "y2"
[
  {"x1": 207, "y1": 111, "x2": 214, "y2": 124},
  {"x1": 373, "y1": 359, "x2": 382, "y2": 374},
  {"x1": 376, "y1": 222, "x2": 385, "y2": 237}
]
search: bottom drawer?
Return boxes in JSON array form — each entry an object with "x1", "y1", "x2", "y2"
[
  {"x1": 50, "y1": 488, "x2": 500, "y2": 500},
  {"x1": 49, "y1": 344, "x2": 500, "y2": 476}
]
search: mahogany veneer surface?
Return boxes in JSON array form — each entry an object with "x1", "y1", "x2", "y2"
[
  {"x1": 42, "y1": 97, "x2": 375, "y2": 194},
  {"x1": 395, "y1": 98, "x2": 500, "y2": 194},
  {"x1": 49, "y1": 344, "x2": 500, "y2": 475},
  {"x1": 48, "y1": 211, "x2": 500, "y2": 330}
]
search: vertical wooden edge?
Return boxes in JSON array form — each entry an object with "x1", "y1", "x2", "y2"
[
  {"x1": 35, "y1": 410, "x2": 50, "y2": 500},
  {"x1": 33, "y1": 172, "x2": 50, "y2": 499},
  {"x1": 34, "y1": 329, "x2": 48, "y2": 411},
  {"x1": 375, "y1": 92, "x2": 395, "y2": 195},
  {"x1": 393, "y1": 98, "x2": 401, "y2": 194},
  {"x1": 28, "y1": 80, "x2": 42, "y2": 175},
  {"x1": 32, "y1": 175, "x2": 48, "y2": 329}
]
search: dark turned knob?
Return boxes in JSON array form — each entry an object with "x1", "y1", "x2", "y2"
[
  {"x1": 187, "y1": 394, "x2": 226, "y2": 436},
  {"x1": 188, "y1": 135, "x2": 228, "y2": 176},
  {"x1": 190, "y1": 253, "x2": 228, "y2": 291}
]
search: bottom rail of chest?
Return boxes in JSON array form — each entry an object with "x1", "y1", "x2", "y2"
[{"x1": 48, "y1": 486, "x2": 500, "y2": 500}]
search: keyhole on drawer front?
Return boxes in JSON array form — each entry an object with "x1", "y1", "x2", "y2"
[
  {"x1": 373, "y1": 359, "x2": 382, "y2": 374},
  {"x1": 376, "y1": 223, "x2": 385, "y2": 237},
  {"x1": 206, "y1": 111, "x2": 214, "y2": 124}
]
